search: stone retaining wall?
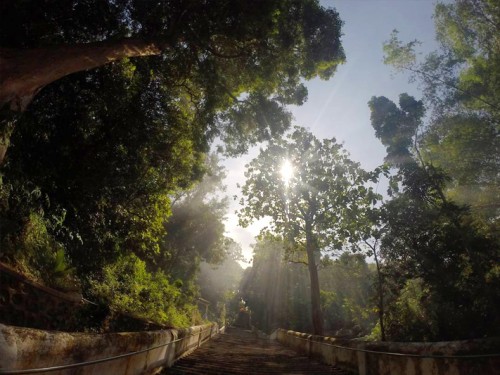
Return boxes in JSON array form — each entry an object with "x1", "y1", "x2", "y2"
[
  {"x1": 0, "y1": 263, "x2": 165, "y2": 332},
  {"x1": 276, "y1": 329, "x2": 500, "y2": 375},
  {"x1": 0, "y1": 323, "x2": 222, "y2": 374},
  {"x1": 0, "y1": 263, "x2": 84, "y2": 331}
]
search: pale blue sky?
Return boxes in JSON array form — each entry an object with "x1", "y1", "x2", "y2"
[{"x1": 225, "y1": 0, "x2": 441, "y2": 265}]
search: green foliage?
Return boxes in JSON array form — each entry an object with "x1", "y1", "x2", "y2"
[
  {"x1": 319, "y1": 253, "x2": 377, "y2": 336},
  {"x1": 383, "y1": 30, "x2": 420, "y2": 71},
  {"x1": 369, "y1": 93, "x2": 500, "y2": 341},
  {"x1": 372, "y1": 5, "x2": 500, "y2": 338},
  {"x1": 0, "y1": 0, "x2": 348, "y2": 323},
  {"x1": 379, "y1": 194, "x2": 500, "y2": 340},
  {"x1": 90, "y1": 254, "x2": 198, "y2": 328},
  {"x1": 239, "y1": 236, "x2": 312, "y2": 333},
  {"x1": 383, "y1": 279, "x2": 438, "y2": 342},
  {"x1": 21, "y1": 213, "x2": 75, "y2": 286},
  {"x1": 1, "y1": 0, "x2": 348, "y2": 330},
  {"x1": 2, "y1": 61, "x2": 200, "y2": 274},
  {"x1": 368, "y1": 94, "x2": 424, "y2": 166},
  {"x1": 368, "y1": 94, "x2": 449, "y2": 204},
  {"x1": 434, "y1": 0, "x2": 500, "y2": 112},
  {"x1": 239, "y1": 126, "x2": 378, "y2": 253},
  {"x1": 421, "y1": 114, "x2": 499, "y2": 219},
  {"x1": 156, "y1": 155, "x2": 233, "y2": 281},
  {"x1": 0, "y1": 189, "x2": 77, "y2": 290},
  {"x1": 382, "y1": 0, "x2": 500, "y2": 222},
  {"x1": 239, "y1": 238, "x2": 378, "y2": 336},
  {"x1": 197, "y1": 256, "x2": 244, "y2": 325}
]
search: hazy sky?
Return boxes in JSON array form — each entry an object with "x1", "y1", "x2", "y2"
[{"x1": 224, "y1": 0, "x2": 441, "y2": 265}]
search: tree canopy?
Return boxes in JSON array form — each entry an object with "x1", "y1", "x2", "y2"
[
  {"x1": 382, "y1": 0, "x2": 500, "y2": 221},
  {"x1": 0, "y1": 0, "x2": 346, "y2": 282},
  {"x1": 367, "y1": 0, "x2": 500, "y2": 338},
  {"x1": 3, "y1": 0, "x2": 498, "y2": 341},
  {"x1": 369, "y1": 93, "x2": 500, "y2": 340},
  {"x1": 0, "y1": 0, "x2": 345, "y2": 164},
  {"x1": 0, "y1": 0, "x2": 349, "y2": 331}
]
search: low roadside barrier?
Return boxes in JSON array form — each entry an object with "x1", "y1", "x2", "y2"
[
  {"x1": 276, "y1": 329, "x2": 500, "y2": 375},
  {"x1": 0, "y1": 323, "x2": 223, "y2": 374}
]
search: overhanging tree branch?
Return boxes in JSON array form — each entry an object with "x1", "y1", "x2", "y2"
[
  {"x1": 0, "y1": 38, "x2": 165, "y2": 111},
  {"x1": 405, "y1": 65, "x2": 500, "y2": 113}
]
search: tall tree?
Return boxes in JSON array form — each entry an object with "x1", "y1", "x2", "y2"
[
  {"x1": 239, "y1": 127, "x2": 378, "y2": 335},
  {"x1": 382, "y1": 0, "x2": 500, "y2": 221},
  {"x1": 369, "y1": 93, "x2": 500, "y2": 340},
  {"x1": 0, "y1": 0, "x2": 345, "y2": 163},
  {"x1": 156, "y1": 154, "x2": 232, "y2": 281},
  {"x1": 364, "y1": 0, "x2": 500, "y2": 340},
  {"x1": 348, "y1": 204, "x2": 388, "y2": 341},
  {"x1": 369, "y1": 93, "x2": 448, "y2": 202},
  {"x1": 239, "y1": 236, "x2": 311, "y2": 333}
]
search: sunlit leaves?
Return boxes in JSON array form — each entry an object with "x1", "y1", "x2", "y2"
[
  {"x1": 239, "y1": 126, "x2": 376, "y2": 253},
  {"x1": 380, "y1": 1, "x2": 500, "y2": 221},
  {"x1": 156, "y1": 155, "x2": 232, "y2": 283},
  {"x1": 383, "y1": 30, "x2": 420, "y2": 72},
  {"x1": 91, "y1": 253, "x2": 195, "y2": 327},
  {"x1": 421, "y1": 113, "x2": 500, "y2": 217}
]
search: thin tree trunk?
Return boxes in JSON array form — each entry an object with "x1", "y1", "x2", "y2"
[
  {"x1": 0, "y1": 38, "x2": 164, "y2": 165},
  {"x1": 305, "y1": 227, "x2": 324, "y2": 336},
  {"x1": 372, "y1": 243, "x2": 386, "y2": 341},
  {"x1": 0, "y1": 118, "x2": 15, "y2": 167}
]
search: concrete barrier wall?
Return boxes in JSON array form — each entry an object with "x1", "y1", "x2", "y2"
[
  {"x1": 0, "y1": 322, "x2": 221, "y2": 374},
  {"x1": 276, "y1": 329, "x2": 500, "y2": 375}
]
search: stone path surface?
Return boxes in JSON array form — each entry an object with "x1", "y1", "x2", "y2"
[{"x1": 163, "y1": 327, "x2": 352, "y2": 375}]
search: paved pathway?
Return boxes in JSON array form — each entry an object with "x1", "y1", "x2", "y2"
[{"x1": 164, "y1": 327, "x2": 352, "y2": 375}]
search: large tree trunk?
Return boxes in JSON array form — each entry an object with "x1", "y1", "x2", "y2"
[
  {"x1": 0, "y1": 38, "x2": 163, "y2": 165},
  {"x1": 305, "y1": 227, "x2": 324, "y2": 336},
  {"x1": 0, "y1": 38, "x2": 162, "y2": 111}
]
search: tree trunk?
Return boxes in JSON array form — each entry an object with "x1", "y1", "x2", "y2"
[
  {"x1": 0, "y1": 118, "x2": 15, "y2": 167},
  {"x1": 0, "y1": 38, "x2": 162, "y2": 111},
  {"x1": 305, "y1": 227, "x2": 324, "y2": 336},
  {"x1": 373, "y1": 246, "x2": 386, "y2": 341},
  {"x1": 0, "y1": 38, "x2": 163, "y2": 165}
]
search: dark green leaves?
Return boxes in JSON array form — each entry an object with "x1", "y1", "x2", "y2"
[{"x1": 368, "y1": 94, "x2": 424, "y2": 167}]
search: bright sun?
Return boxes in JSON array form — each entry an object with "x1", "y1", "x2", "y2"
[{"x1": 280, "y1": 159, "x2": 294, "y2": 185}]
